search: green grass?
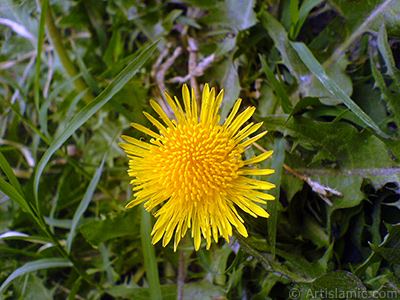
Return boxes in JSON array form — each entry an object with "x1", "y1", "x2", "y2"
[{"x1": 1, "y1": 0, "x2": 400, "y2": 299}]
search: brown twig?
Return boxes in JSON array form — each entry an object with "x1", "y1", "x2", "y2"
[
  {"x1": 170, "y1": 37, "x2": 215, "y2": 107},
  {"x1": 252, "y1": 142, "x2": 342, "y2": 206},
  {"x1": 188, "y1": 37, "x2": 200, "y2": 107},
  {"x1": 52, "y1": 281, "x2": 86, "y2": 300},
  {"x1": 152, "y1": 45, "x2": 182, "y2": 118}
]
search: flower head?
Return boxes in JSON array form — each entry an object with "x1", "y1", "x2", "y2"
[{"x1": 119, "y1": 84, "x2": 275, "y2": 251}]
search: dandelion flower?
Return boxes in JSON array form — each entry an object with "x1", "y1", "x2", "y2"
[{"x1": 119, "y1": 84, "x2": 275, "y2": 251}]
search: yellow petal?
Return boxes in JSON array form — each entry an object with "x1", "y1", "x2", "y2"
[
  {"x1": 241, "y1": 169, "x2": 275, "y2": 176},
  {"x1": 120, "y1": 135, "x2": 151, "y2": 150},
  {"x1": 131, "y1": 123, "x2": 160, "y2": 139},
  {"x1": 240, "y1": 131, "x2": 268, "y2": 148},
  {"x1": 244, "y1": 150, "x2": 274, "y2": 165}
]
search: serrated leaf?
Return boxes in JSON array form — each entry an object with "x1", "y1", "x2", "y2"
[
  {"x1": 13, "y1": 274, "x2": 53, "y2": 300},
  {"x1": 262, "y1": 116, "x2": 397, "y2": 177},
  {"x1": 260, "y1": 115, "x2": 400, "y2": 216},
  {"x1": 356, "y1": 223, "x2": 400, "y2": 277},
  {"x1": 286, "y1": 96, "x2": 322, "y2": 121},
  {"x1": 182, "y1": 280, "x2": 226, "y2": 300},
  {"x1": 80, "y1": 210, "x2": 139, "y2": 247},
  {"x1": 202, "y1": 0, "x2": 257, "y2": 31},
  {"x1": 106, "y1": 284, "x2": 176, "y2": 300},
  {"x1": 328, "y1": 0, "x2": 398, "y2": 34},
  {"x1": 311, "y1": 270, "x2": 367, "y2": 298},
  {"x1": 370, "y1": 244, "x2": 400, "y2": 265},
  {"x1": 215, "y1": 55, "x2": 241, "y2": 121},
  {"x1": 275, "y1": 246, "x2": 329, "y2": 279}
]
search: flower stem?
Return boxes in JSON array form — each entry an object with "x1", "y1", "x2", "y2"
[{"x1": 177, "y1": 246, "x2": 186, "y2": 300}]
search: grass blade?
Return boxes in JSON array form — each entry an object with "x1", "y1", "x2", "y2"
[
  {"x1": 291, "y1": 0, "x2": 324, "y2": 39},
  {"x1": 377, "y1": 26, "x2": 400, "y2": 129},
  {"x1": 39, "y1": 73, "x2": 83, "y2": 139},
  {"x1": 34, "y1": 0, "x2": 49, "y2": 110},
  {"x1": 378, "y1": 26, "x2": 400, "y2": 83},
  {"x1": 66, "y1": 155, "x2": 106, "y2": 254},
  {"x1": 291, "y1": 41, "x2": 388, "y2": 138},
  {"x1": 141, "y1": 205, "x2": 162, "y2": 300},
  {"x1": 0, "y1": 258, "x2": 73, "y2": 293},
  {"x1": 0, "y1": 152, "x2": 24, "y2": 197},
  {"x1": 33, "y1": 40, "x2": 159, "y2": 207},
  {"x1": 1, "y1": 94, "x2": 116, "y2": 203},
  {"x1": 0, "y1": 177, "x2": 35, "y2": 218},
  {"x1": 259, "y1": 55, "x2": 293, "y2": 114}
]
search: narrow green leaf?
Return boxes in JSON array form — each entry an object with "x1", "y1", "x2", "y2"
[
  {"x1": 0, "y1": 231, "x2": 51, "y2": 244},
  {"x1": 259, "y1": 55, "x2": 292, "y2": 114},
  {"x1": 291, "y1": 0, "x2": 324, "y2": 39},
  {"x1": 289, "y1": 0, "x2": 299, "y2": 28},
  {"x1": 39, "y1": 73, "x2": 83, "y2": 139},
  {"x1": 34, "y1": 0, "x2": 49, "y2": 111},
  {"x1": 141, "y1": 206, "x2": 162, "y2": 300},
  {"x1": 0, "y1": 177, "x2": 35, "y2": 218},
  {"x1": 0, "y1": 258, "x2": 73, "y2": 293},
  {"x1": 66, "y1": 155, "x2": 106, "y2": 254},
  {"x1": 291, "y1": 42, "x2": 388, "y2": 138},
  {"x1": 0, "y1": 152, "x2": 24, "y2": 197},
  {"x1": 259, "y1": 11, "x2": 309, "y2": 81},
  {"x1": 33, "y1": 40, "x2": 159, "y2": 207},
  {"x1": 298, "y1": 0, "x2": 324, "y2": 26},
  {"x1": 99, "y1": 243, "x2": 114, "y2": 284},
  {"x1": 74, "y1": 47, "x2": 102, "y2": 94},
  {"x1": 267, "y1": 136, "x2": 285, "y2": 258},
  {"x1": 378, "y1": 26, "x2": 400, "y2": 83},
  {"x1": 377, "y1": 25, "x2": 400, "y2": 128},
  {"x1": 0, "y1": 95, "x2": 116, "y2": 202},
  {"x1": 1, "y1": 95, "x2": 51, "y2": 145}
]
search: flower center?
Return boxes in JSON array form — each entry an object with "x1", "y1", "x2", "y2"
[{"x1": 151, "y1": 123, "x2": 244, "y2": 201}]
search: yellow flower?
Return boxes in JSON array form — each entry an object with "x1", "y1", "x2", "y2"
[{"x1": 119, "y1": 84, "x2": 275, "y2": 251}]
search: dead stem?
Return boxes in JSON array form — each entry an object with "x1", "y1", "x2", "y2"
[
  {"x1": 152, "y1": 45, "x2": 182, "y2": 118},
  {"x1": 170, "y1": 37, "x2": 215, "y2": 108},
  {"x1": 252, "y1": 141, "x2": 342, "y2": 206},
  {"x1": 176, "y1": 245, "x2": 186, "y2": 300},
  {"x1": 188, "y1": 37, "x2": 200, "y2": 108}
]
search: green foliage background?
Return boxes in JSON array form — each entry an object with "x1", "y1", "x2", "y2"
[{"x1": 1, "y1": 0, "x2": 400, "y2": 299}]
